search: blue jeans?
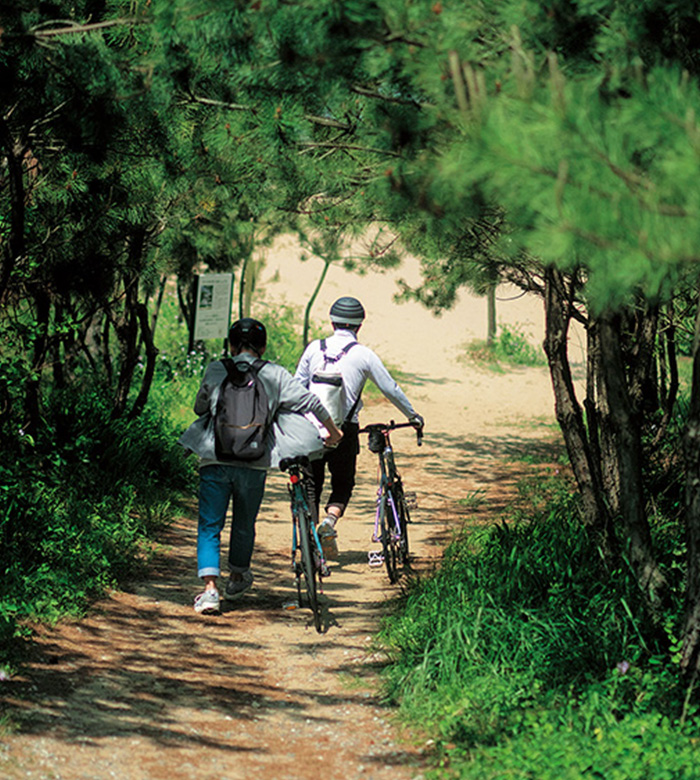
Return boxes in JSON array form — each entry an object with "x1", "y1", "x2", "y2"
[{"x1": 197, "y1": 464, "x2": 267, "y2": 578}]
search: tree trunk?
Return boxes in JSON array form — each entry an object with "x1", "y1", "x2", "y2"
[
  {"x1": 627, "y1": 303, "x2": 659, "y2": 416},
  {"x1": 486, "y1": 284, "x2": 497, "y2": 346},
  {"x1": 654, "y1": 302, "x2": 679, "y2": 446},
  {"x1": 111, "y1": 289, "x2": 139, "y2": 420},
  {"x1": 24, "y1": 289, "x2": 51, "y2": 437},
  {"x1": 150, "y1": 275, "x2": 168, "y2": 338},
  {"x1": 178, "y1": 276, "x2": 196, "y2": 352},
  {"x1": 543, "y1": 267, "x2": 615, "y2": 553},
  {"x1": 681, "y1": 297, "x2": 700, "y2": 678},
  {"x1": 239, "y1": 247, "x2": 264, "y2": 320},
  {"x1": 303, "y1": 257, "x2": 331, "y2": 348},
  {"x1": 112, "y1": 230, "x2": 146, "y2": 418},
  {"x1": 597, "y1": 313, "x2": 668, "y2": 608},
  {"x1": 0, "y1": 119, "x2": 25, "y2": 305},
  {"x1": 129, "y1": 302, "x2": 159, "y2": 420}
]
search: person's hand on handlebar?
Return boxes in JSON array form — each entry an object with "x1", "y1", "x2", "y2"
[{"x1": 409, "y1": 414, "x2": 424, "y2": 430}]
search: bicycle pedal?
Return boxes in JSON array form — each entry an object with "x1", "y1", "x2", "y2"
[
  {"x1": 404, "y1": 491, "x2": 418, "y2": 509},
  {"x1": 320, "y1": 564, "x2": 331, "y2": 577},
  {"x1": 368, "y1": 550, "x2": 384, "y2": 567}
]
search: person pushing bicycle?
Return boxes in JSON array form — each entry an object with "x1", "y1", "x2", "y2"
[
  {"x1": 294, "y1": 296, "x2": 424, "y2": 560},
  {"x1": 179, "y1": 318, "x2": 343, "y2": 615}
]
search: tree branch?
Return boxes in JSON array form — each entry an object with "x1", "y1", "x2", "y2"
[
  {"x1": 185, "y1": 94, "x2": 256, "y2": 113},
  {"x1": 297, "y1": 141, "x2": 400, "y2": 157},
  {"x1": 350, "y1": 85, "x2": 431, "y2": 108},
  {"x1": 305, "y1": 114, "x2": 352, "y2": 131},
  {"x1": 31, "y1": 18, "x2": 141, "y2": 38}
]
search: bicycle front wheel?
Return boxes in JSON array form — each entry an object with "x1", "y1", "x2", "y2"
[
  {"x1": 393, "y1": 480, "x2": 411, "y2": 565},
  {"x1": 379, "y1": 491, "x2": 400, "y2": 583},
  {"x1": 298, "y1": 510, "x2": 322, "y2": 632}
]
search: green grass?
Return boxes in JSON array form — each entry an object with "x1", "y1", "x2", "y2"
[
  {"x1": 377, "y1": 472, "x2": 695, "y2": 779},
  {"x1": 465, "y1": 323, "x2": 547, "y2": 370},
  {"x1": 457, "y1": 488, "x2": 487, "y2": 510},
  {"x1": 448, "y1": 704, "x2": 700, "y2": 780}
]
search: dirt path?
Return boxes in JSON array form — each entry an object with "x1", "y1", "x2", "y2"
[{"x1": 0, "y1": 247, "x2": 567, "y2": 780}]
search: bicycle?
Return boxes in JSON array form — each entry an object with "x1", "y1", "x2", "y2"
[
  {"x1": 358, "y1": 420, "x2": 423, "y2": 584},
  {"x1": 279, "y1": 454, "x2": 326, "y2": 632}
]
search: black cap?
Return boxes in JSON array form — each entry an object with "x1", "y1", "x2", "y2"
[{"x1": 228, "y1": 318, "x2": 267, "y2": 352}]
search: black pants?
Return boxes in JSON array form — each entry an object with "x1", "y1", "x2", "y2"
[{"x1": 310, "y1": 422, "x2": 360, "y2": 517}]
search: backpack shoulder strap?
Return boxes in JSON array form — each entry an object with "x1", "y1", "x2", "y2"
[
  {"x1": 340, "y1": 341, "x2": 357, "y2": 357},
  {"x1": 223, "y1": 357, "x2": 267, "y2": 380},
  {"x1": 321, "y1": 339, "x2": 357, "y2": 365},
  {"x1": 345, "y1": 393, "x2": 362, "y2": 424},
  {"x1": 221, "y1": 357, "x2": 237, "y2": 380}
]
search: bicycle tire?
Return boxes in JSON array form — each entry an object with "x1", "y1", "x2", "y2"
[
  {"x1": 379, "y1": 491, "x2": 400, "y2": 583},
  {"x1": 298, "y1": 508, "x2": 322, "y2": 632},
  {"x1": 393, "y1": 479, "x2": 411, "y2": 564}
]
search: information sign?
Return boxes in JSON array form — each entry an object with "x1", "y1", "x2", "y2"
[{"x1": 193, "y1": 273, "x2": 234, "y2": 341}]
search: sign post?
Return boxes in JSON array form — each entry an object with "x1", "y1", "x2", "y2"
[{"x1": 190, "y1": 273, "x2": 234, "y2": 351}]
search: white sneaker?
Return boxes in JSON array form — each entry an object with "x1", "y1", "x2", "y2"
[
  {"x1": 317, "y1": 517, "x2": 339, "y2": 561},
  {"x1": 194, "y1": 588, "x2": 220, "y2": 614}
]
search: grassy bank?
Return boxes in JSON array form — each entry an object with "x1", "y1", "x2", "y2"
[{"x1": 378, "y1": 473, "x2": 698, "y2": 779}]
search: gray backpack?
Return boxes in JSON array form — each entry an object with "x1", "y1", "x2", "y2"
[{"x1": 214, "y1": 358, "x2": 269, "y2": 461}]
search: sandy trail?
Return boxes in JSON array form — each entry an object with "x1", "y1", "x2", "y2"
[{"x1": 0, "y1": 243, "x2": 567, "y2": 780}]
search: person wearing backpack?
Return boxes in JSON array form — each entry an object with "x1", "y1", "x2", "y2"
[
  {"x1": 294, "y1": 296, "x2": 424, "y2": 560},
  {"x1": 179, "y1": 317, "x2": 343, "y2": 615}
]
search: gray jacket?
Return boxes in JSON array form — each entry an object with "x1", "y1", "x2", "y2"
[{"x1": 178, "y1": 354, "x2": 331, "y2": 469}]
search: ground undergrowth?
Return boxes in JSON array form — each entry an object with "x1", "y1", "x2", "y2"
[{"x1": 377, "y1": 474, "x2": 699, "y2": 779}]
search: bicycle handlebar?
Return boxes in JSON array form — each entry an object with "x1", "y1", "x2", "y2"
[{"x1": 358, "y1": 420, "x2": 423, "y2": 446}]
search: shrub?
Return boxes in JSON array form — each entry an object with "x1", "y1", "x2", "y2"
[
  {"x1": 0, "y1": 386, "x2": 194, "y2": 664},
  {"x1": 466, "y1": 323, "x2": 546, "y2": 369}
]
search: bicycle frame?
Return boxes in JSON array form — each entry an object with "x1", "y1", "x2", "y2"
[{"x1": 280, "y1": 455, "x2": 325, "y2": 632}]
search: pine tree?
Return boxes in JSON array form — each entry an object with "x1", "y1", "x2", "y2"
[{"x1": 172, "y1": 0, "x2": 700, "y2": 677}]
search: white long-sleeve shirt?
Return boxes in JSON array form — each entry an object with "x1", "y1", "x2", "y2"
[{"x1": 294, "y1": 329, "x2": 418, "y2": 424}]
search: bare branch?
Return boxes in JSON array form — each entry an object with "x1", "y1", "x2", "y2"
[
  {"x1": 185, "y1": 95, "x2": 256, "y2": 113},
  {"x1": 297, "y1": 141, "x2": 400, "y2": 157},
  {"x1": 305, "y1": 114, "x2": 352, "y2": 131},
  {"x1": 350, "y1": 85, "x2": 432, "y2": 109},
  {"x1": 31, "y1": 18, "x2": 141, "y2": 38}
]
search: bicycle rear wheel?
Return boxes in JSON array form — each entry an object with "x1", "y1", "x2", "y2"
[
  {"x1": 298, "y1": 509, "x2": 322, "y2": 632},
  {"x1": 379, "y1": 491, "x2": 400, "y2": 583}
]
